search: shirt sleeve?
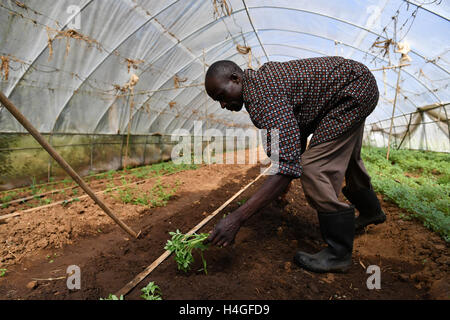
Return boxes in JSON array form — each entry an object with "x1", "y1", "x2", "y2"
[{"x1": 257, "y1": 97, "x2": 303, "y2": 178}]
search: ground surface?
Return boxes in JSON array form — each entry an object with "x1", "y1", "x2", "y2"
[{"x1": 0, "y1": 163, "x2": 448, "y2": 300}]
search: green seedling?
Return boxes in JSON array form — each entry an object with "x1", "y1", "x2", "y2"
[
  {"x1": 39, "y1": 198, "x2": 52, "y2": 206},
  {"x1": 100, "y1": 294, "x2": 124, "y2": 300},
  {"x1": 105, "y1": 182, "x2": 116, "y2": 194},
  {"x1": 30, "y1": 177, "x2": 38, "y2": 195},
  {"x1": 237, "y1": 198, "x2": 248, "y2": 206},
  {"x1": 164, "y1": 230, "x2": 210, "y2": 274},
  {"x1": 140, "y1": 281, "x2": 162, "y2": 300},
  {"x1": 61, "y1": 198, "x2": 80, "y2": 207},
  {"x1": 0, "y1": 268, "x2": 7, "y2": 277},
  {"x1": 46, "y1": 253, "x2": 57, "y2": 263},
  {"x1": 115, "y1": 180, "x2": 177, "y2": 208},
  {"x1": 0, "y1": 191, "x2": 17, "y2": 205},
  {"x1": 106, "y1": 170, "x2": 115, "y2": 180}
]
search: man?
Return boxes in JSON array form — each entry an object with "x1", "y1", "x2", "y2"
[{"x1": 204, "y1": 56, "x2": 386, "y2": 273}]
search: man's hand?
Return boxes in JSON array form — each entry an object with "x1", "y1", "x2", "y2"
[
  {"x1": 206, "y1": 212, "x2": 242, "y2": 247},
  {"x1": 206, "y1": 174, "x2": 293, "y2": 248}
]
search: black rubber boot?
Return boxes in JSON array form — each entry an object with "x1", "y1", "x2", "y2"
[
  {"x1": 342, "y1": 187, "x2": 386, "y2": 231},
  {"x1": 293, "y1": 207, "x2": 354, "y2": 273}
]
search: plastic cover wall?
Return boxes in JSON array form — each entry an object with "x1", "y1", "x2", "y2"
[{"x1": 0, "y1": 0, "x2": 448, "y2": 187}]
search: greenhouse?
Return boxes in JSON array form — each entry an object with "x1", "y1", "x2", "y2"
[{"x1": 0, "y1": 0, "x2": 448, "y2": 303}]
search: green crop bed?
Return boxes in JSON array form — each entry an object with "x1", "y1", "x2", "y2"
[{"x1": 361, "y1": 147, "x2": 450, "y2": 242}]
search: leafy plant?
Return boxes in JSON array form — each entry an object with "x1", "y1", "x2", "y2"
[
  {"x1": 61, "y1": 198, "x2": 80, "y2": 207},
  {"x1": 39, "y1": 198, "x2": 52, "y2": 206},
  {"x1": 100, "y1": 294, "x2": 124, "y2": 300},
  {"x1": 115, "y1": 180, "x2": 177, "y2": 208},
  {"x1": 140, "y1": 281, "x2": 162, "y2": 300},
  {"x1": 105, "y1": 182, "x2": 116, "y2": 194},
  {"x1": 106, "y1": 170, "x2": 115, "y2": 180},
  {"x1": 0, "y1": 268, "x2": 7, "y2": 277},
  {"x1": 164, "y1": 230, "x2": 210, "y2": 274},
  {"x1": 0, "y1": 191, "x2": 17, "y2": 205}
]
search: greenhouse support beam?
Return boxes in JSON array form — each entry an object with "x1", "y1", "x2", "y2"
[
  {"x1": 242, "y1": 0, "x2": 269, "y2": 62},
  {"x1": 386, "y1": 65, "x2": 403, "y2": 160},
  {"x1": 370, "y1": 64, "x2": 410, "y2": 72},
  {"x1": 0, "y1": 91, "x2": 141, "y2": 239},
  {"x1": 397, "y1": 113, "x2": 414, "y2": 150}
]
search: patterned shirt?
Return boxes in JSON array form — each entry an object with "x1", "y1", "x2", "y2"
[{"x1": 242, "y1": 56, "x2": 379, "y2": 178}]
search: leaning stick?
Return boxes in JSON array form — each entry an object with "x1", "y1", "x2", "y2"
[
  {"x1": 115, "y1": 166, "x2": 270, "y2": 297},
  {"x1": 0, "y1": 91, "x2": 140, "y2": 239}
]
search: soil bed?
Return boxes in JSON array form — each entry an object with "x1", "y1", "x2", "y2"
[{"x1": 0, "y1": 164, "x2": 448, "y2": 300}]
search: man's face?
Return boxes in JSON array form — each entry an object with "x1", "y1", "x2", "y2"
[{"x1": 205, "y1": 73, "x2": 244, "y2": 112}]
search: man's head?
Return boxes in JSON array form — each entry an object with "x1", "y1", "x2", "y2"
[{"x1": 205, "y1": 60, "x2": 244, "y2": 112}]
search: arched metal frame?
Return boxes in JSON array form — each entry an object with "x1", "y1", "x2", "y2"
[
  {"x1": 2, "y1": 0, "x2": 448, "y2": 135},
  {"x1": 116, "y1": 11, "x2": 447, "y2": 133}
]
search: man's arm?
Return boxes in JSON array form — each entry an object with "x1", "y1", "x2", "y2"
[
  {"x1": 206, "y1": 174, "x2": 293, "y2": 247},
  {"x1": 206, "y1": 97, "x2": 301, "y2": 247}
]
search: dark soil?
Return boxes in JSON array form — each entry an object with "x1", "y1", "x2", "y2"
[{"x1": 0, "y1": 164, "x2": 448, "y2": 300}]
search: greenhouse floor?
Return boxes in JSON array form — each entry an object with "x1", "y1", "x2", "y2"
[{"x1": 0, "y1": 162, "x2": 448, "y2": 300}]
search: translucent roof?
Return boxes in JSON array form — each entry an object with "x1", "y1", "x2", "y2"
[{"x1": 0, "y1": 0, "x2": 449, "y2": 141}]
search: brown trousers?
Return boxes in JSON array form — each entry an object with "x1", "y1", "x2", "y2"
[{"x1": 300, "y1": 122, "x2": 372, "y2": 213}]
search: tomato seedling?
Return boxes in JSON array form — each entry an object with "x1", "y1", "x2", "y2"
[
  {"x1": 100, "y1": 294, "x2": 124, "y2": 300},
  {"x1": 164, "y1": 230, "x2": 210, "y2": 274},
  {"x1": 141, "y1": 281, "x2": 162, "y2": 300}
]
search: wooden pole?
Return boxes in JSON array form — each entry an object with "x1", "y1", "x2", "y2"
[
  {"x1": 386, "y1": 65, "x2": 403, "y2": 160},
  {"x1": 0, "y1": 91, "x2": 140, "y2": 239}
]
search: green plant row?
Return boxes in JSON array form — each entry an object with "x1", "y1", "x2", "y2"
[
  {"x1": 1, "y1": 160, "x2": 198, "y2": 200},
  {"x1": 361, "y1": 146, "x2": 450, "y2": 242},
  {"x1": 114, "y1": 179, "x2": 180, "y2": 208}
]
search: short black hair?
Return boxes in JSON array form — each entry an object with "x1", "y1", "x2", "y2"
[{"x1": 205, "y1": 60, "x2": 243, "y2": 80}]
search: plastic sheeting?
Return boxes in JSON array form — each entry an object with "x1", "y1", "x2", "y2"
[{"x1": 0, "y1": 0, "x2": 448, "y2": 151}]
